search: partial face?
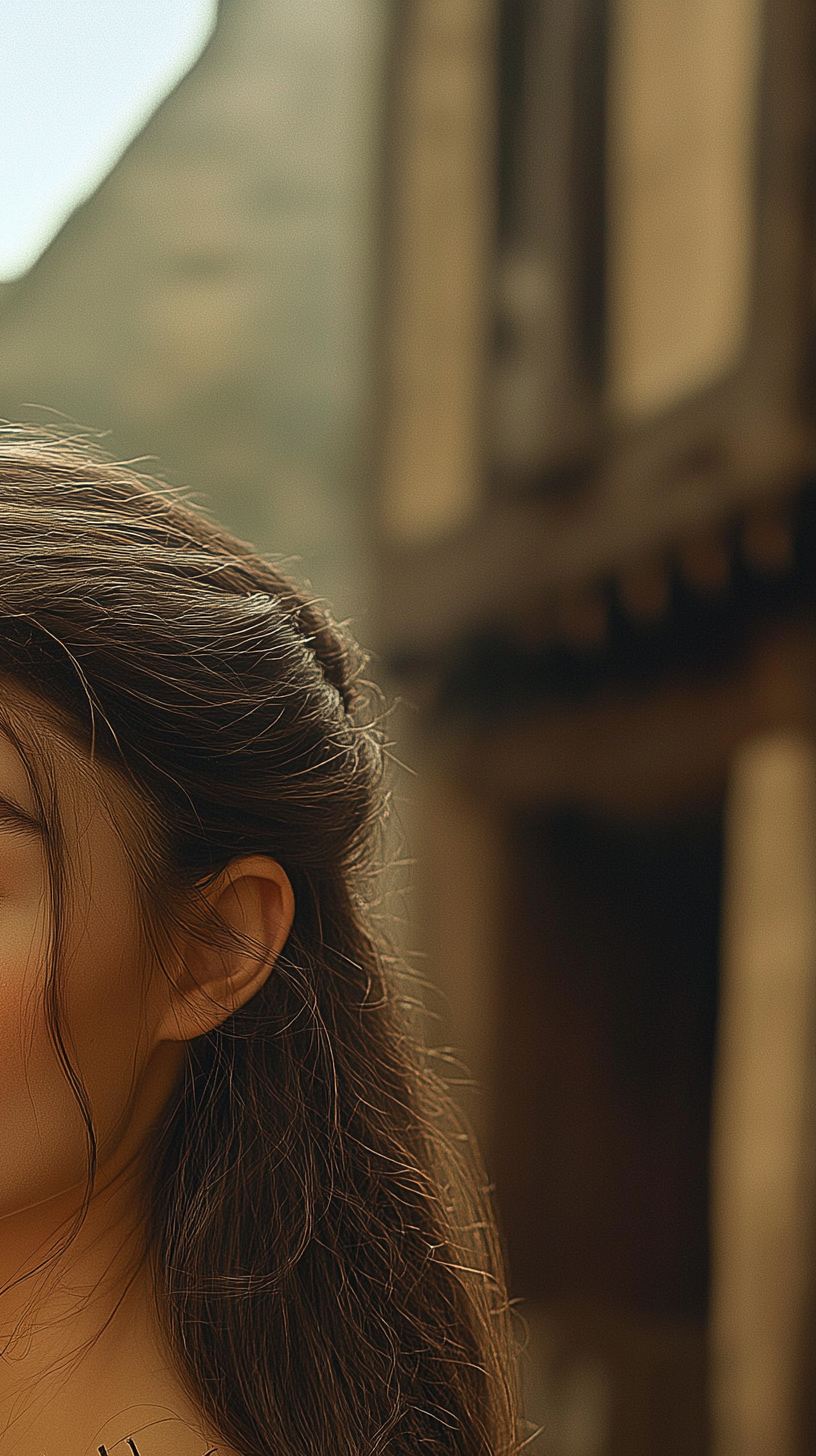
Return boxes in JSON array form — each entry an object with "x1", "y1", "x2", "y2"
[{"x1": 0, "y1": 685, "x2": 180, "y2": 1221}]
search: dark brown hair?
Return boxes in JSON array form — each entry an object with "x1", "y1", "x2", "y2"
[{"x1": 0, "y1": 435, "x2": 519, "y2": 1456}]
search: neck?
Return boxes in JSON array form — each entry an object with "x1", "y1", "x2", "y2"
[
  {"x1": 0, "y1": 1162, "x2": 159, "y2": 1450},
  {"x1": 0, "y1": 1055, "x2": 212, "y2": 1453}
]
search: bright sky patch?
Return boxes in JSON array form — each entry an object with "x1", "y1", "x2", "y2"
[{"x1": 0, "y1": 0, "x2": 218, "y2": 279}]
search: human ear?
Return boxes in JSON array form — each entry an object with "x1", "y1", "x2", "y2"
[{"x1": 160, "y1": 855, "x2": 295, "y2": 1041}]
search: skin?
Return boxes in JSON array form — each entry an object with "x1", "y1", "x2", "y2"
[{"x1": 0, "y1": 683, "x2": 295, "y2": 1456}]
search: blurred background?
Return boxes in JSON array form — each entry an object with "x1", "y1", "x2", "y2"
[{"x1": 2, "y1": 2, "x2": 816, "y2": 1453}]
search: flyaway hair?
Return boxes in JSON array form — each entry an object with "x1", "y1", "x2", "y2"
[{"x1": 0, "y1": 435, "x2": 520, "y2": 1456}]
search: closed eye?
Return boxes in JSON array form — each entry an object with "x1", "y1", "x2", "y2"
[{"x1": 0, "y1": 795, "x2": 42, "y2": 838}]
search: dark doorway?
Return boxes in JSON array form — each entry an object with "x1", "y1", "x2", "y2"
[{"x1": 494, "y1": 804, "x2": 723, "y2": 1453}]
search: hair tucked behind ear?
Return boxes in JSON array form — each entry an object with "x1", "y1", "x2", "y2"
[{"x1": 0, "y1": 434, "x2": 520, "y2": 1456}]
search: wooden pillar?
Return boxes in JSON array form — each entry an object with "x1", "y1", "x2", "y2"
[
  {"x1": 381, "y1": 0, "x2": 495, "y2": 545},
  {"x1": 711, "y1": 733, "x2": 816, "y2": 1456},
  {"x1": 414, "y1": 758, "x2": 504, "y2": 1161}
]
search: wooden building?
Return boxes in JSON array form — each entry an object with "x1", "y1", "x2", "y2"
[{"x1": 376, "y1": 3, "x2": 816, "y2": 1453}]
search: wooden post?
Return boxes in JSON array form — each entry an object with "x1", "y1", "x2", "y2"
[
  {"x1": 711, "y1": 733, "x2": 816, "y2": 1456},
  {"x1": 414, "y1": 757, "x2": 504, "y2": 1162},
  {"x1": 381, "y1": 0, "x2": 495, "y2": 545}
]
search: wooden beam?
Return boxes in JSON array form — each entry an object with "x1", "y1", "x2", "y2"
[{"x1": 443, "y1": 620, "x2": 816, "y2": 818}]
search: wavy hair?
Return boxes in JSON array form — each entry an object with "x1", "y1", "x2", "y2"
[{"x1": 0, "y1": 436, "x2": 519, "y2": 1456}]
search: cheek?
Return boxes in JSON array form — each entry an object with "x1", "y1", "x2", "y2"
[
  {"x1": 59, "y1": 864, "x2": 159, "y2": 1166},
  {"x1": 64, "y1": 931, "x2": 157, "y2": 1162},
  {"x1": 0, "y1": 1027, "x2": 91, "y2": 1215},
  {"x1": 0, "y1": 897, "x2": 92, "y2": 1214},
  {"x1": 0, "y1": 853, "x2": 156, "y2": 1215}
]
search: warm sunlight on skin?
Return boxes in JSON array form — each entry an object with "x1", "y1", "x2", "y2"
[{"x1": 0, "y1": 680, "x2": 293, "y2": 1456}]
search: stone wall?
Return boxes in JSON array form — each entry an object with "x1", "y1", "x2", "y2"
[{"x1": 0, "y1": 0, "x2": 384, "y2": 624}]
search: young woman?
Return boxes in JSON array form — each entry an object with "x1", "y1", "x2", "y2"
[{"x1": 0, "y1": 435, "x2": 519, "y2": 1456}]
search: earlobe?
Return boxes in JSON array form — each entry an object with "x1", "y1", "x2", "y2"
[{"x1": 160, "y1": 855, "x2": 295, "y2": 1043}]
